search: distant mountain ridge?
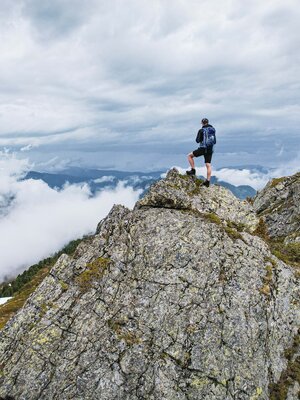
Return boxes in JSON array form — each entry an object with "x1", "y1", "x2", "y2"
[{"x1": 24, "y1": 168, "x2": 256, "y2": 199}]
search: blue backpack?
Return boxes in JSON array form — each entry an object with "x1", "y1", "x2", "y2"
[{"x1": 201, "y1": 126, "x2": 216, "y2": 149}]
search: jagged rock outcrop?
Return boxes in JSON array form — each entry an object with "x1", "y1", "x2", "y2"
[
  {"x1": 136, "y1": 169, "x2": 259, "y2": 231},
  {"x1": 253, "y1": 172, "x2": 300, "y2": 243},
  {"x1": 0, "y1": 169, "x2": 299, "y2": 399}
]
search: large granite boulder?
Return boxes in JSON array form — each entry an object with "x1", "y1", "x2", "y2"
[{"x1": 0, "y1": 169, "x2": 299, "y2": 399}]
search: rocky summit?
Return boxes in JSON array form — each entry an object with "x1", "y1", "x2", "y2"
[{"x1": 0, "y1": 169, "x2": 299, "y2": 400}]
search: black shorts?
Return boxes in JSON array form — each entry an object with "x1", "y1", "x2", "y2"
[{"x1": 192, "y1": 147, "x2": 213, "y2": 163}]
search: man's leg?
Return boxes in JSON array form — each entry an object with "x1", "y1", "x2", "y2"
[
  {"x1": 186, "y1": 152, "x2": 196, "y2": 175},
  {"x1": 188, "y1": 153, "x2": 195, "y2": 169},
  {"x1": 201, "y1": 162, "x2": 211, "y2": 187},
  {"x1": 202, "y1": 150, "x2": 212, "y2": 186},
  {"x1": 206, "y1": 162, "x2": 211, "y2": 181}
]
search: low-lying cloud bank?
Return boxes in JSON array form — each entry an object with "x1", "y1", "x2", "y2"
[
  {"x1": 0, "y1": 153, "x2": 141, "y2": 282},
  {"x1": 173, "y1": 153, "x2": 300, "y2": 190}
]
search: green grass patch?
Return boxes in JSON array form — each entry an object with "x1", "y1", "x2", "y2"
[
  {"x1": 270, "y1": 242, "x2": 300, "y2": 267},
  {"x1": 202, "y1": 213, "x2": 244, "y2": 241},
  {"x1": 269, "y1": 177, "x2": 286, "y2": 188},
  {"x1": 226, "y1": 220, "x2": 247, "y2": 232},
  {"x1": 253, "y1": 218, "x2": 270, "y2": 241},
  {"x1": 224, "y1": 226, "x2": 243, "y2": 241},
  {"x1": 254, "y1": 220, "x2": 300, "y2": 270},
  {"x1": 279, "y1": 242, "x2": 300, "y2": 264}
]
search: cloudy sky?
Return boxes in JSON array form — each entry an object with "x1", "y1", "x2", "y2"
[{"x1": 0, "y1": 0, "x2": 299, "y2": 171}]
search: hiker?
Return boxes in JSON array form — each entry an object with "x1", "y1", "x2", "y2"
[{"x1": 186, "y1": 118, "x2": 216, "y2": 187}]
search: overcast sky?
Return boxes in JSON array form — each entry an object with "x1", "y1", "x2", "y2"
[{"x1": 0, "y1": 0, "x2": 299, "y2": 171}]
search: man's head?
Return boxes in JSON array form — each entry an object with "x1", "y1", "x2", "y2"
[{"x1": 201, "y1": 118, "x2": 209, "y2": 125}]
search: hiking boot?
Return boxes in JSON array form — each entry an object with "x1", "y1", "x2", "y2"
[
  {"x1": 202, "y1": 180, "x2": 210, "y2": 187},
  {"x1": 186, "y1": 168, "x2": 196, "y2": 176}
]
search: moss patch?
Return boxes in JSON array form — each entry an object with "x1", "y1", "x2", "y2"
[
  {"x1": 59, "y1": 280, "x2": 69, "y2": 291},
  {"x1": 224, "y1": 226, "x2": 243, "y2": 241},
  {"x1": 253, "y1": 221, "x2": 299, "y2": 269},
  {"x1": 267, "y1": 241, "x2": 300, "y2": 271},
  {"x1": 202, "y1": 213, "x2": 244, "y2": 241},
  {"x1": 203, "y1": 212, "x2": 222, "y2": 225},
  {"x1": 226, "y1": 220, "x2": 246, "y2": 232},
  {"x1": 75, "y1": 257, "x2": 110, "y2": 292},
  {"x1": 271, "y1": 242, "x2": 300, "y2": 265},
  {"x1": 188, "y1": 178, "x2": 205, "y2": 196}
]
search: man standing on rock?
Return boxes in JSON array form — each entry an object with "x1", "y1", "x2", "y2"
[{"x1": 186, "y1": 118, "x2": 216, "y2": 187}]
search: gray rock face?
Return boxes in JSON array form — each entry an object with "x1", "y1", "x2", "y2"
[
  {"x1": 253, "y1": 172, "x2": 300, "y2": 243},
  {"x1": 0, "y1": 169, "x2": 299, "y2": 399}
]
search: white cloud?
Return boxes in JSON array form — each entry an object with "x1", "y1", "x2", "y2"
[
  {"x1": 214, "y1": 168, "x2": 268, "y2": 189},
  {"x1": 93, "y1": 176, "x2": 115, "y2": 183},
  {"x1": 213, "y1": 162, "x2": 300, "y2": 189},
  {"x1": 20, "y1": 143, "x2": 39, "y2": 152},
  {"x1": 0, "y1": 151, "x2": 31, "y2": 195},
  {"x1": 172, "y1": 151, "x2": 300, "y2": 189},
  {"x1": 0, "y1": 153, "x2": 142, "y2": 281}
]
